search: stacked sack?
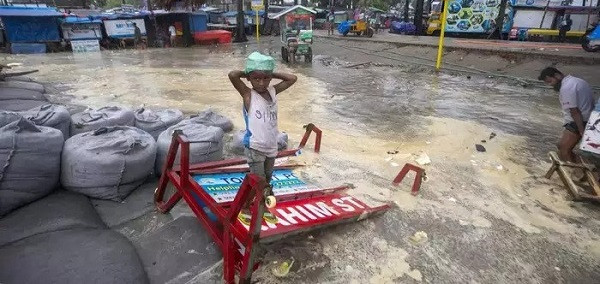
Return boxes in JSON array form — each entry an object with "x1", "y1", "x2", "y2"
[
  {"x1": 155, "y1": 117, "x2": 227, "y2": 175},
  {"x1": 70, "y1": 106, "x2": 135, "y2": 136},
  {"x1": 0, "y1": 80, "x2": 49, "y2": 112},
  {"x1": 22, "y1": 104, "x2": 71, "y2": 139},
  {"x1": 61, "y1": 126, "x2": 156, "y2": 201},
  {"x1": 0, "y1": 113, "x2": 63, "y2": 216},
  {"x1": 134, "y1": 108, "x2": 184, "y2": 140}
]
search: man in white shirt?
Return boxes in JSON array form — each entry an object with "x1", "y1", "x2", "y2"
[
  {"x1": 539, "y1": 67, "x2": 595, "y2": 163},
  {"x1": 168, "y1": 25, "x2": 176, "y2": 47}
]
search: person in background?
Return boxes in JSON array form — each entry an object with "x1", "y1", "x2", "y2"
[
  {"x1": 327, "y1": 8, "x2": 335, "y2": 36},
  {"x1": 133, "y1": 23, "x2": 142, "y2": 49},
  {"x1": 558, "y1": 14, "x2": 573, "y2": 43},
  {"x1": 168, "y1": 24, "x2": 177, "y2": 47},
  {"x1": 538, "y1": 67, "x2": 595, "y2": 164}
]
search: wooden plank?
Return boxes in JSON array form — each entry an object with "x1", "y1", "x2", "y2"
[{"x1": 549, "y1": 151, "x2": 582, "y2": 200}]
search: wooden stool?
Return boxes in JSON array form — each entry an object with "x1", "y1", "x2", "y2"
[{"x1": 545, "y1": 151, "x2": 600, "y2": 202}]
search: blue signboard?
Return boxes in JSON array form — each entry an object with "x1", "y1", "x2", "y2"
[{"x1": 193, "y1": 169, "x2": 319, "y2": 203}]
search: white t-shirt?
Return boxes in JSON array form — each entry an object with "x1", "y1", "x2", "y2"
[
  {"x1": 243, "y1": 87, "x2": 278, "y2": 157},
  {"x1": 168, "y1": 26, "x2": 176, "y2": 36},
  {"x1": 559, "y1": 75, "x2": 595, "y2": 123}
]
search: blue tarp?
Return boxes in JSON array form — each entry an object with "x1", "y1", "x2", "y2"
[
  {"x1": 63, "y1": 16, "x2": 102, "y2": 24},
  {"x1": 3, "y1": 16, "x2": 61, "y2": 43},
  {"x1": 190, "y1": 13, "x2": 208, "y2": 32},
  {"x1": 0, "y1": 6, "x2": 63, "y2": 17}
]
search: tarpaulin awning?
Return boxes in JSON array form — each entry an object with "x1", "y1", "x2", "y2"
[{"x1": 0, "y1": 6, "x2": 63, "y2": 17}]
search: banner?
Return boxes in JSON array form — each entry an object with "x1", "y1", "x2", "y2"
[
  {"x1": 61, "y1": 23, "x2": 102, "y2": 40},
  {"x1": 445, "y1": 0, "x2": 515, "y2": 33},
  {"x1": 103, "y1": 19, "x2": 146, "y2": 38},
  {"x1": 194, "y1": 169, "x2": 319, "y2": 203}
]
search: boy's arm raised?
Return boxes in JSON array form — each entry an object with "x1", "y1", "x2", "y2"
[
  {"x1": 273, "y1": 72, "x2": 298, "y2": 95},
  {"x1": 228, "y1": 70, "x2": 251, "y2": 97}
]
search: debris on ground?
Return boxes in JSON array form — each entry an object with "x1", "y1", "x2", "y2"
[
  {"x1": 475, "y1": 144, "x2": 486, "y2": 152},
  {"x1": 387, "y1": 150, "x2": 399, "y2": 154},
  {"x1": 272, "y1": 258, "x2": 295, "y2": 278},
  {"x1": 415, "y1": 153, "x2": 431, "y2": 165},
  {"x1": 489, "y1": 132, "x2": 497, "y2": 140},
  {"x1": 408, "y1": 231, "x2": 428, "y2": 245}
]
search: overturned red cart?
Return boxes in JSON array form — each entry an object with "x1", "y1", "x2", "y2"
[{"x1": 154, "y1": 124, "x2": 391, "y2": 283}]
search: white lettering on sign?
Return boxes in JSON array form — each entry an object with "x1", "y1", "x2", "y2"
[
  {"x1": 305, "y1": 202, "x2": 340, "y2": 217},
  {"x1": 295, "y1": 205, "x2": 317, "y2": 220},
  {"x1": 332, "y1": 198, "x2": 355, "y2": 212},
  {"x1": 238, "y1": 196, "x2": 368, "y2": 232},
  {"x1": 277, "y1": 207, "x2": 309, "y2": 224}
]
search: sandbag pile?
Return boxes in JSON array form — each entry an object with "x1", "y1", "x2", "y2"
[
  {"x1": 134, "y1": 108, "x2": 184, "y2": 140},
  {"x1": 61, "y1": 126, "x2": 157, "y2": 201},
  {"x1": 190, "y1": 109, "x2": 234, "y2": 132},
  {"x1": 22, "y1": 104, "x2": 71, "y2": 139},
  {"x1": 0, "y1": 114, "x2": 63, "y2": 216},
  {"x1": 230, "y1": 130, "x2": 288, "y2": 155},
  {"x1": 70, "y1": 106, "x2": 135, "y2": 136},
  {"x1": 156, "y1": 119, "x2": 224, "y2": 175},
  {"x1": 0, "y1": 80, "x2": 49, "y2": 112}
]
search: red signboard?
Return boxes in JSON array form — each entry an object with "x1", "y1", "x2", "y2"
[{"x1": 237, "y1": 193, "x2": 388, "y2": 240}]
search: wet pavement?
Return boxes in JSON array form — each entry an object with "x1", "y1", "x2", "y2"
[{"x1": 5, "y1": 38, "x2": 600, "y2": 283}]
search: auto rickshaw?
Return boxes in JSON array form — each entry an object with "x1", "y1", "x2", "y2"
[
  {"x1": 271, "y1": 5, "x2": 316, "y2": 63},
  {"x1": 338, "y1": 19, "x2": 374, "y2": 37}
]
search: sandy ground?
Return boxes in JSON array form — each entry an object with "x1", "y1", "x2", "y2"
[{"x1": 3, "y1": 38, "x2": 600, "y2": 283}]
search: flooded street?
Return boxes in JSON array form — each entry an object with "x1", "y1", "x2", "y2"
[{"x1": 5, "y1": 39, "x2": 600, "y2": 283}]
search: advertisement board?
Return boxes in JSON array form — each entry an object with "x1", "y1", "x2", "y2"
[
  {"x1": 445, "y1": 0, "x2": 515, "y2": 33},
  {"x1": 61, "y1": 23, "x2": 102, "y2": 40},
  {"x1": 103, "y1": 19, "x2": 146, "y2": 38}
]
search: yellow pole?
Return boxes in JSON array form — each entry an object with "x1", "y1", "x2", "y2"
[
  {"x1": 256, "y1": 12, "x2": 260, "y2": 44},
  {"x1": 435, "y1": 0, "x2": 450, "y2": 71}
]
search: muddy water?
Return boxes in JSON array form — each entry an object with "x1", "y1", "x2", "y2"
[
  {"x1": 6, "y1": 42, "x2": 599, "y2": 283},
  {"x1": 7, "y1": 42, "x2": 560, "y2": 151}
]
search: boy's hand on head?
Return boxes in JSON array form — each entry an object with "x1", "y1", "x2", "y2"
[
  {"x1": 273, "y1": 72, "x2": 298, "y2": 95},
  {"x1": 229, "y1": 70, "x2": 251, "y2": 98}
]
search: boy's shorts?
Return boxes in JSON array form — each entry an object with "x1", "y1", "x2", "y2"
[
  {"x1": 564, "y1": 121, "x2": 587, "y2": 135},
  {"x1": 245, "y1": 148, "x2": 275, "y2": 183}
]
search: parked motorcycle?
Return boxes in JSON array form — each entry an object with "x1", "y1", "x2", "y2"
[{"x1": 582, "y1": 22, "x2": 600, "y2": 52}]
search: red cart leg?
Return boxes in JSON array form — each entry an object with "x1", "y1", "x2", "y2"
[
  {"x1": 393, "y1": 163, "x2": 426, "y2": 196},
  {"x1": 298, "y1": 123, "x2": 322, "y2": 153},
  {"x1": 154, "y1": 130, "x2": 183, "y2": 213}
]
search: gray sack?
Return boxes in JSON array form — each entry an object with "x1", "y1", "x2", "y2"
[
  {"x1": 230, "y1": 130, "x2": 289, "y2": 155},
  {"x1": 61, "y1": 126, "x2": 157, "y2": 201},
  {"x1": 134, "y1": 108, "x2": 184, "y2": 140},
  {"x1": 155, "y1": 119, "x2": 224, "y2": 175},
  {"x1": 0, "y1": 81, "x2": 45, "y2": 93},
  {"x1": 0, "y1": 114, "x2": 63, "y2": 216},
  {"x1": 22, "y1": 104, "x2": 71, "y2": 140},
  {"x1": 70, "y1": 106, "x2": 135, "y2": 136},
  {"x1": 191, "y1": 109, "x2": 234, "y2": 132}
]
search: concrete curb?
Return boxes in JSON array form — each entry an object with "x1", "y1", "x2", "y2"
[{"x1": 314, "y1": 34, "x2": 600, "y2": 65}]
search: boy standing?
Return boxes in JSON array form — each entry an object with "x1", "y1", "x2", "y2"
[{"x1": 228, "y1": 52, "x2": 297, "y2": 225}]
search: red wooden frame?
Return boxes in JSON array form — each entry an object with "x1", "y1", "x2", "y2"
[{"x1": 154, "y1": 124, "x2": 389, "y2": 283}]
